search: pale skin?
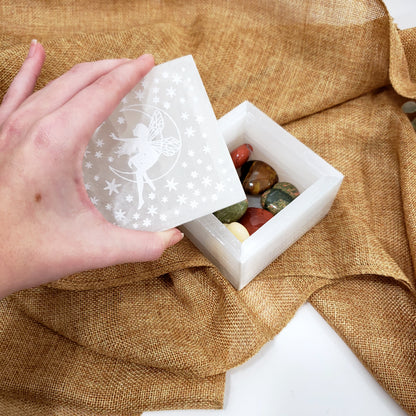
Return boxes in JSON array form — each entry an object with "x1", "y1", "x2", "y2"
[{"x1": 0, "y1": 40, "x2": 184, "y2": 298}]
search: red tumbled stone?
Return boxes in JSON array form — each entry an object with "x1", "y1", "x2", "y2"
[
  {"x1": 230, "y1": 143, "x2": 253, "y2": 169},
  {"x1": 238, "y1": 207, "x2": 274, "y2": 235}
]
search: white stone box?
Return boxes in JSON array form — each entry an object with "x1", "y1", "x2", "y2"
[{"x1": 181, "y1": 101, "x2": 344, "y2": 290}]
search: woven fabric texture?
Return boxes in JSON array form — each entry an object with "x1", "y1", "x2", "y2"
[{"x1": 0, "y1": 0, "x2": 415, "y2": 414}]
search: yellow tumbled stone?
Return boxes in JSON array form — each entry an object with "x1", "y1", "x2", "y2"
[{"x1": 225, "y1": 222, "x2": 250, "y2": 242}]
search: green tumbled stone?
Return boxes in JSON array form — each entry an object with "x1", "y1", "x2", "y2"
[
  {"x1": 261, "y1": 182, "x2": 300, "y2": 215},
  {"x1": 213, "y1": 199, "x2": 248, "y2": 223}
]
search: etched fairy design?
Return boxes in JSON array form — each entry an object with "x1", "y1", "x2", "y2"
[{"x1": 110, "y1": 109, "x2": 181, "y2": 209}]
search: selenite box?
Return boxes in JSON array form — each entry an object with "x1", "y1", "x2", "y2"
[{"x1": 181, "y1": 101, "x2": 344, "y2": 290}]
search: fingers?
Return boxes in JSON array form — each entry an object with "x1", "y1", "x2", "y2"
[
  {"x1": 44, "y1": 54, "x2": 155, "y2": 149},
  {"x1": 0, "y1": 40, "x2": 45, "y2": 126},
  {"x1": 19, "y1": 57, "x2": 132, "y2": 122}
]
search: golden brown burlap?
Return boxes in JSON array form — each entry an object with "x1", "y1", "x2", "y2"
[{"x1": 0, "y1": 0, "x2": 415, "y2": 414}]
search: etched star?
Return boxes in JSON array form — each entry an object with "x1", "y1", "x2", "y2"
[
  {"x1": 172, "y1": 73, "x2": 182, "y2": 84},
  {"x1": 166, "y1": 87, "x2": 176, "y2": 97},
  {"x1": 147, "y1": 205, "x2": 158, "y2": 216},
  {"x1": 177, "y1": 194, "x2": 187, "y2": 205},
  {"x1": 114, "y1": 209, "x2": 126, "y2": 221},
  {"x1": 134, "y1": 90, "x2": 145, "y2": 101},
  {"x1": 202, "y1": 176, "x2": 212, "y2": 187},
  {"x1": 165, "y1": 177, "x2": 178, "y2": 191},
  {"x1": 104, "y1": 179, "x2": 122, "y2": 195},
  {"x1": 215, "y1": 182, "x2": 225, "y2": 192},
  {"x1": 185, "y1": 126, "x2": 196, "y2": 138}
]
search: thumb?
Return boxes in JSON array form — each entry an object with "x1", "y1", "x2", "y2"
[{"x1": 88, "y1": 225, "x2": 185, "y2": 268}]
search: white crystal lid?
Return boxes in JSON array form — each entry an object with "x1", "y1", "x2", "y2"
[{"x1": 83, "y1": 55, "x2": 246, "y2": 231}]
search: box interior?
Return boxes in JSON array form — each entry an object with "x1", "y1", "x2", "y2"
[{"x1": 182, "y1": 101, "x2": 343, "y2": 289}]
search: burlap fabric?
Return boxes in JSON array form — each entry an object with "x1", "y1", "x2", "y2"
[{"x1": 0, "y1": 0, "x2": 415, "y2": 414}]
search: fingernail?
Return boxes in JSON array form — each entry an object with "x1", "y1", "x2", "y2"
[
  {"x1": 27, "y1": 39, "x2": 37, "y2": 58},
  {"x1": 168, "y1": 229, "x2": 184, "y2": 247},
  {"x1": 137, "y1": 53, "x2": 154, "y2": 64}
]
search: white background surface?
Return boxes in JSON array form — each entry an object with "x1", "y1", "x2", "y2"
[
  {"x1": 383, "y1": 0, "x2": 416, "y2": 29},
  {"x1": 143, "y1": 304, "x2": 407, "y2": 416},
  {"x1": 143, "y1": 3, "x2": 415, "y2": 415}
]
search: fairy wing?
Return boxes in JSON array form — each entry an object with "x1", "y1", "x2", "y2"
[
  {"x1": 152, "y1": 136, "x2": 181, "y2": 157},
  {"x1": 148, "y1": 110, "x2": 164, "y2": 140}
]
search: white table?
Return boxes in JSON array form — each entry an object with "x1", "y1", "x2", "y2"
[{"x1": 143, "y1": 303, "x2": 406, "y2": 416}]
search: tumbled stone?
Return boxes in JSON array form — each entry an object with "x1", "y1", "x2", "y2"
[
  {"x1": 213, "y1": 199, "x2": 248, "y2": 223},
  {"x1": 240, "y1": 160, "x2": 278, "y2": 195},
  {"x1": 230, "y1": 143, "x2": 253, "y2": 169},
  {"x1": 238, "y1": 207, "x2": 274, "y2": 235},
  {"x1": 261, "y1": 182, "x2": 300, "y2": 215},
  {"x1": 225, "y1": 222, "x2": 250, "y2": 242}
]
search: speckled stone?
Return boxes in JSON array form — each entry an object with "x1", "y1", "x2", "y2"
[
  {"x1": 213, "y1": 199, "x2": 248, "y2": 223},
  {"x1": 240, "y1": 160, "x2": 279, "y2": 195},
  {"x1": 230, "y1": 143, "x2": 253, "y2": 169},
  {"x1": 238, "y1": 207, "x2": 274, "y2": 235},
  {"x1": 261, "y1": 182, "x2": 300, "y2": 215}
]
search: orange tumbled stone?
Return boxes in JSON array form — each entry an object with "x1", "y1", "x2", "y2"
[{"x1": 230, "y1": 143, "x2": 253, "y2": 169}]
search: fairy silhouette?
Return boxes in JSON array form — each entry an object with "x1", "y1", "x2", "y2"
[{"x1": 110, "y1": 109, "x2": 181, "y2": 209}]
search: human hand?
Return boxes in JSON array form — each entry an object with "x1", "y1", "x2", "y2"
[{"x1": 0, "y1": 40, "x2": 184, "y2": 298}]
